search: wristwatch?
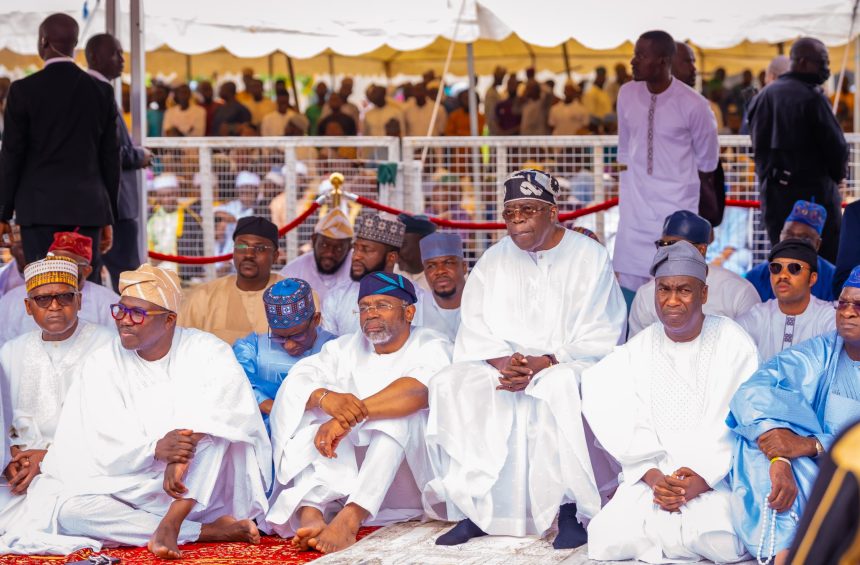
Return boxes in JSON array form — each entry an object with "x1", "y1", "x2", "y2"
[{"x1": 810, "y1": 436, "x2": 824, "y2": 458}]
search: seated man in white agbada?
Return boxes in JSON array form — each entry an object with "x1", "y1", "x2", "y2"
[
  {"x1": 0, "y1": 256, "x2": 113, "y2": 532},
  {"x1": 582, "y1": 241, "x2": 757, "y2": 563},
  {"x1": 0, "y1": 264, "x2": 271, "y2": 560},
  {"x1": 265, "y1": 271, "x2": 451, "y2": 555},
  {"x1": 425, "y1": 169, "x2": 627, "y2": 549}
]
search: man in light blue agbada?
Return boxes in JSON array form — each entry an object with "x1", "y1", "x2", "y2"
[
  {"x1": 233, "y1": 278, "x2": 335, "y2": 431},
  {"x1": 727, "y1": 264, "x2": 860, "y2": 564}
]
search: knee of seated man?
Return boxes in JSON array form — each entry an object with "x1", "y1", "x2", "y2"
[{"x1": 56, "y1": 495, "x2": 94, "y2": 529}]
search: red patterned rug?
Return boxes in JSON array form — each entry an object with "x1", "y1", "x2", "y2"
[{"x1": 0, "y1": 528, "x2": 379, "y2": 564}]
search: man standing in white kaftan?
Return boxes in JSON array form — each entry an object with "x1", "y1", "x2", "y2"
[
  {"x1": 738, "y1": 238, "x2": 836, "y2": 363},
  {"x1": 583, "y1": 241, "x2": 755, "y2": 563},
  {"x1": 615, "y1": 30, "x2": 719, "y2": 291},
  {"x1": 0, "y1": 256, "x2": 112, "y2": 532},
  {"x1": 0, "y1": 264, "x2": 271, "y2": 559},
  {"x1": 426, "y1": 169, "x2": 626, "y2": 549},
  {"x1": 266, "y1": 271, "x2": 451, "y2": 554}
]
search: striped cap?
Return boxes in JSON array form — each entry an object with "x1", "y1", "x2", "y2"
[
  {"x1": 118, "y1": 264, "x2": 183, "y2": 313},
  {"x1": 24, "y1": 255, "x2": 79, "y2": 292}
]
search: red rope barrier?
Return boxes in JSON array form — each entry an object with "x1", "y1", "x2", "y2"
[{"x1": 148, "y1": 202, "x2": 321, "y2": 265}]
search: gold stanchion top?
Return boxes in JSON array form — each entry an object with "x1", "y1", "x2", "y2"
[{"x1": 329, "y1": 172, "x2": 344, "y2": 208}]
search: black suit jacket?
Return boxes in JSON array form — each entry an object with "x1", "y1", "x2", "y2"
[
  {"x1": 0, "y1": 61, "x2": 120, "y2": 227},
  {"x1": 117, "y1": 107, "x2": 145, "y2": 220},
  {"x1": 834, "y1": 200, "x2": 860, "y2": 294}
]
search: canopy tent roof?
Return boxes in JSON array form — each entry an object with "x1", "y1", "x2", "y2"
[{"x1": 0, "y1": 0, "x2": 857, "y2": 78}]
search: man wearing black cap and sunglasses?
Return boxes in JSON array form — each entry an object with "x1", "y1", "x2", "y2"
[{"x1": 738, "y1": 238, "x2": 836, "y2": 363}]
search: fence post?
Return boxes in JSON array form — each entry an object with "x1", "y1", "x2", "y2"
[
  {"x1": 198, "y1": 146, "x2": 216, "y2": 281},
  {"x1": 593, "y1": 143, "x2": 606, "y2": 242},
  {"x1": 496, "y1": 144, "x2": 508, "y2": 220},
  {"x1": 284, "y1": 145, "x2": 298, "y2": 261}
]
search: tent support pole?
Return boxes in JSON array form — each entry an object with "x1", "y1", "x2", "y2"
[
  {"x1": 328, "y1": 53, "x2": 335, "y2": 89},
  {"x1": 466, "y1": 42, "x2": 478, "y2": 137},
  {"x1": 286, "y1": 54, "x2": 301, "y2": 113},
  {"x1": 105, "y1": 0, "x2": 123, "y2": 109},
  {"x1": 562, "y1": 42, "x2": 572, "y2": 80},
  {"x1": 130, "y1": 0, "x2": 147, "y2": 264}
]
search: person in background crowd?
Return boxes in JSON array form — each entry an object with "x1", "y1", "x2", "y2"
[
  {"x1": 747, "y1": 37, "x2": 847, "y2": 263},
  {"x1": 306, "y1": 82, "x2": 329, "y2": 135},
  {"x1": 179, "y1": 216, "x2": 282, "y2": 345},
  {"x1": 605, "y1": 62, "x2": 631, "y2": 105},
  {"x1": 583, "y1": 242, "x2": 756, "y2": 563},
  {"x1": 280, "y1": 209, "x2": 354, "y2": 306},
  {"x1": 233, "y1": 278, "x2": 336, "y2": 431},
  {"x1": 738, "y1": 239, "x2": 837, "y2": 363},
  {"x1": 163, "y1": 83, "x2": 207, "y2": 137},
  {"x1": 445, "y1": 90, "x2": 484, "y2": 137},
  {"x1": 145, "y1": 173, "x2": 205, "y2": 281},
  {"x1": 548, "y1": 81, "x2": 589, "y2": 135},
  {"x1": 317, "y1": 93, "x2": 358, "y2": 137},
  {"x1": 484, "y1": 66, "x2": 506, "y2": 135},
  {"x1": 197, "y1": 80, "x2": 223, "y2": 136},
  {"x1": 212, "y1": 81, "x2": 252, "y2": 136},
  {"x1": 364, "y1": 85, "x2": 404, "y2": 137},
  {"x1": 245, "y1": 78, "x2": 276, "y2": 129},
  {"x1": 0, "y1": 256, "x2": 113, "y2": 533},
  {"x1": 403, "y1": 82, "x2": 445, "y2": 137},
  {"x1": 519, "y1": 79, "x2": 552, "y2": 136},
  {"x1": 582, "y1": 66, "x2": 613, "y2": 124},
  {"x1": 628, "y1": 210, "x2": 760, "y2": 336},
  {"x1": 261, "y1": 91, "x2": 297, "y2": 137},
  {"x1": 495, "y1": 76, "x2": 522, "y2": 135},
  {"x1": 746, "y1": 200, "x2": 837, "y2": 302},
  {"x1": 727, "y1": 266, "x2": 860, "y2": 564},
  {"x1": 614, "y1": 30, "x2": 719, "y2": 291},
  {"x1": 320, "y1": 77, "x2": 361, "y2": 132},
  {"x1": 85, "y1": 32, "x2": 152, "y2": 292},
  {"x1": 0, "y1": 231, "x2": 118, "y2": 348},
  {"x1": 0, "y1": 13, "x2": 119, "y2": 267}
]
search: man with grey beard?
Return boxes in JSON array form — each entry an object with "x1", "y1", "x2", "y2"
[{"x1": 264, "y1": 271, "x2": 452, "y2": 555}]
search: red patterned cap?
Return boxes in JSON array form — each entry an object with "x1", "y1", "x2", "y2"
[{"x1": 48, "y1": 231, "x2": 93, "y2": 263}]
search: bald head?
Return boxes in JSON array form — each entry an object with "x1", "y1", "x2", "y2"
[
  {"x1": 790, "y1": 37, "x2": 830, "y2": 84},
  {"x1": 765, "y1": 54, "x2": 790, "y2": 84},
  {"x1": 672, "y1": 41, "x2": 696, "y2": 87},
  {"x1": 38, "y1": 13, "x2": 79, "y2": 60}
]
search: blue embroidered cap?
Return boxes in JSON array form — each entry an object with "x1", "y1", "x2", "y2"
[
  {"x1": 503, "y1": 169, "x2": 561, "y2": 205},
  {"x1": 263, "y1": 278, "x2": 315, "y2": 329},
  {"x1": 786, "y1": 200, "x2": 827, "y2": 234},
  {"x1": 844, "y1": 265, "x2": 860, "y2": 289},
  {"x1": 358, "y1": 271, "x2": 417, "y2": 305}
]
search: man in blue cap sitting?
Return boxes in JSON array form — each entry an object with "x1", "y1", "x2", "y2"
[
  {"x1": 418, "y1": 232, "x2": 468, "y2": 342},
  {"x1": 628, "y1": 210, "x2": 760, "y2": 336},
  {"x1": 745, "y1": 200, "x2": 837, "y2": 302},
  {"x1": 233, "y1": 278, "x2": 336, "y2": 431},
  {"x1": 727, "y1": 265, "x2": 860, "y2": 565},
  {"x1": 265, "y1": 271, "x2": 452, "y2": 555}
]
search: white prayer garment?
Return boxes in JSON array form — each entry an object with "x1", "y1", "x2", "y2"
[
  {"x1": 0, "y1": 321, "x2": 114, "y2": 531},
  {"x1": 582, "y1": 316, "x2": 757, "y2": 563},
  {"x1": 424, "y1": 230, "x2": 626, "y2": 537},
  {"x1": 737, "y1": 296, "x2": 836, "y2": 362},
  {"x1": 0, "y1": 259, "x2": 23, "y2": 300},
  {"x1": 0, "y1": 281, "x2": 118, "y2": 348},
  {"x1": 614, "y1": 79, "x2": 719, "y2": 285},
  {"x1": 422, "y1": 298, "x2": 461, "y2": 343},
  {"x1": 0, "y1": 328, "x2": 271, "y2": 555},
  {"x1": 265, "y1": 327, "x2": 452, "y2": 536},
  {"x1": 279, "y1": 250, "x2": 353, "y2": 306},
  {"x1": 628, "y1": 264, "x2": 762, "y2": 336},
  {"x1": 321, "y1": 281, "x2": 445, "y2": 338}
]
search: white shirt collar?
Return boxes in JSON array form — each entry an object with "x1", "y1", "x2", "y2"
[
  {"x1": 44, "y1": 56, "x2": 75, "y2": 67},
  {"x1": 87, "y1": 69, "x2": 111, "y2": 84}
]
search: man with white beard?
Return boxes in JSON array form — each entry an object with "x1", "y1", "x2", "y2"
[
  {"x1": 425, "y1": 169, "x2": 626, "y2": 549},
  {"x1": 266, "y1": 271, "x2": 451, "y2": 554}
]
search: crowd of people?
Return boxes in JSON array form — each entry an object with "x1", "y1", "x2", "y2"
[{"x1": 0, "y1": 12, "x2": 859, "y2": 565}]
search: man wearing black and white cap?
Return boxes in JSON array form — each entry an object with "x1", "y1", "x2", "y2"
[
  {"x1": 737, "y1": 238, "x2": 836, "y2": 363},
  {"x1": 582, "y1": 240, "x2": 757, "y2": 563},
  {"x1": 426, "y1": 169, "x2": 626, "y2": 549}
]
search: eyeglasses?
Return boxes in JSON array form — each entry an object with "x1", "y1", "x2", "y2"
[
  {"x1": 28, "y1": 292, "x2": 79, "y2": 308},
  {"x1": 501, "y1": 204, "x2": 550, "y2": 220},
  {"x1": 234, "y1": 243, "x2": 275, "y2": 255},
  {"x1": 353, "y1": 302, "x2": 406, "y2": 315},
  {"x1": 268, "y1": 319, "x2": 316, "y2": 345},
  {"x1": 836, "y1": 300, "x2": 860, "y2": 316},
  {"x1": 110, "y1": 303, "x2": 171, "y2": 325},
  {"x1": 768, "y1": 262, "x2": 810, "y2": 276}
]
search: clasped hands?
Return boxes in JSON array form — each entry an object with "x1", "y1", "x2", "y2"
[
  {"x1": 154, "y1": 429, "x2": 205, "y2": 499},
  {"x1": 314, "y1": 391, "x2": 369, "y2": 459},
  {"x1": 3, "y1": 446, "x2": 48, "y2": 495},
  {"x1": 493, "y1": 352, "x2": 554, "y2": 392},
  {"x1": 643, "y1": 467, "x2": 711, "y2": 512}
]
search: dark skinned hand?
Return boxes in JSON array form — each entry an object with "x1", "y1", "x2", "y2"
[
  {"x1": 154, "y1": 429, "x2": 198, "y2": 464},
  {"x1": 642, "y1": 468, "x2": 686, "y2": 512},
  {"x1": 163, "y1": 461, "x2": 190, "y2": 499},
  {"x1": 495, "y1": 353, "x2": 552, "y2": 392},
  {"x1": 664, "y1": 467, "x2": 711, "y2": 505},
  {"x1": 314, "y1": 419, "x2": 349, "y2": 459},
  {"x1": 768, "y1": 460, "x2": 798, "y2": 513},
  {"x1": 7, "y1": 449, "x2": 48, "y2": 495},
  {"x1": 3, "y1": 446, "x2": 22, "y2": 482},
  {"x1": 757, "y1": 428, "x2": 817, "y2": 460},
  {"x1": 319, "y1": 391, "x2": 369, "y2": 429}
]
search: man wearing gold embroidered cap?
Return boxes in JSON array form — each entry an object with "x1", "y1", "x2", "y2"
[
  {"x1": 0, "y1": 256, "x2": 113, "y2": 535},
  {"x1": 0, "y1": 263, "x2": 272, "y2": 559}
]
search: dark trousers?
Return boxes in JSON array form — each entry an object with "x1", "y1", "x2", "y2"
[
  {"x1": 20, "y1": 224, "x2": 104, "y2": 284},
  {"x1": 761, "y1": 177, "x2": 842, "y2": 264},
  {"x1": 101, "y1": 218, "x2": 142, "y2": 292}
]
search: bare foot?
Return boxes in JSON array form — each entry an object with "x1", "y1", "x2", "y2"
[
  {"x1": 292, "y1": 507, "x2": 327, "y2": 551},
  {"x1": 308, "y1": 504, "x2": 366, "y2": 554},
  {"x1": 148, "y1": 520, "x2": 182, "y2": 560},
  {"x1": 199, "y1": 515, "x2": 261, "y2": 544}
]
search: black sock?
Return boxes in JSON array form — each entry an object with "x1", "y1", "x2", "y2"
[
  {"x1": 552, "y1": 503, "x2": 588, "y2": 549},
  {"x1": 435, "y1": 519, "x2": 488, "y2": 546}
]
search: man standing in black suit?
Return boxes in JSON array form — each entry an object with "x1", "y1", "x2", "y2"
[
  {"x1": 86, "y1": 33, "x2": 151, "y2": 291},
  {"x1": 0, "y1": 13, "x2": 119, "y2": 268}
]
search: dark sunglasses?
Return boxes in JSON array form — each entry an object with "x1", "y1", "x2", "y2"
[
  {"x1": 835, "y1": 300, "x2": 860, "y2": 316},
  {"x1": 28, "y1": 292, "x2": 79, "y2": 308},
  {"x1": 768, "y1": 262, "x2": 810, "y2": 276}
]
